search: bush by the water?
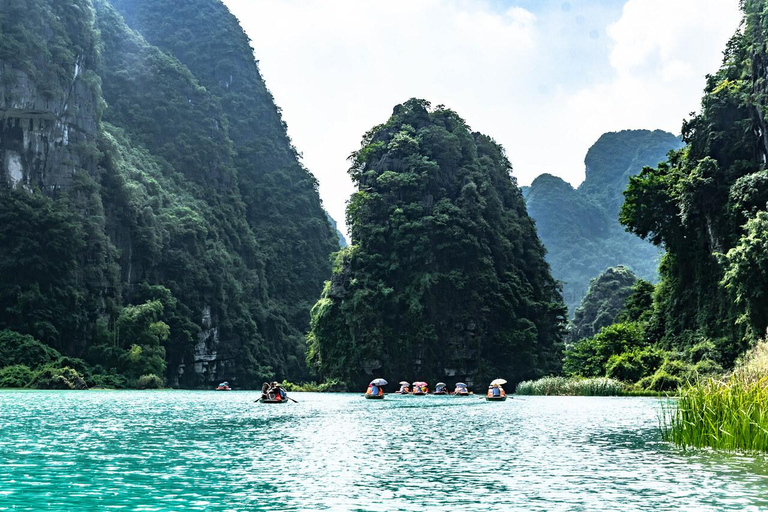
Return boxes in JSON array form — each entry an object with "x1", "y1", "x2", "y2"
[
  {"x1": 0, "y1": 330, "x2": 60, "y2": 368},
  {"x1": 664, "y1": 338, "x2": 768, "y2": 452},
  {"x1": 135, "y1": 374, "x2": 164, "y2": 389},
  {"x1": 280, "y1": 379, "x2": 346, "y2": 392},
  {"x1": 563, "y1": 322, "x2": 647, "y2": 378},
  {"x1": 0, "y1": 365, "x2": 34, "y2": 388},
  {"x1": 29, "y1": 366, "x2": 87, "y2": 390},
  {"x1": 515, "y1": 376, "x2": 626, "y2": 396}
]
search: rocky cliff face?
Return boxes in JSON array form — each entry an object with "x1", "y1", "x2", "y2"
[
  {"x1": 0, "y1": 0, "x2": 337, "y2": 387},
  {"x1": 0, "y1": 0, "x2": 101, "y2": 190}
]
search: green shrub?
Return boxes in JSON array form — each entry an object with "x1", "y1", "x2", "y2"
[
  {"x1": 691, "y1": 359, "x2": 723, "y2": 378},
  {"x1": 563, "y1": 322, "x2": 647, "y2": 377},
  {"x1": 30, "y1": 366, "x2": 87, "y2": 389},
  {"x1": 280, "y1": 378, "x2": 346, "y2": 392},
  {"x1": 515, "y1": 376, "x2": 571, "y2": 395},
  {"x1": 88, "y1": 370, "x2": 129, "y2": 389},
  {"x1": 659, "y1": 358, "x2": 690, "y2": 378},
  {"x1": 606, "y1": 352, "x2": 643, "y2": 382},
  {"x1": 648, "y1": 369, "x2": 681, "y2": 392},
  {"x1": 0, "y1": 330, "x2": 60, "y2": 368},
  {"x1": 54, "y1": 357, "x2": 93, "y2": 379},
  {"x1": 687, "y1": 339, "x2": 720, "y2": 363},
  {"x1": 0, "y1": 365, "x2": 34, "y2": 388},
  {"x1": 135, "y1": 374, "x2": 164, "y2": 389},
  {"x1": 636, "y1": 375, "x2": 654, "y2": 390}
]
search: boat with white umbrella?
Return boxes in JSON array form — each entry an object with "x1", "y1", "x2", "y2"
[{"x1": 486, "y1": 378, "x2": 508, "y2": 401}]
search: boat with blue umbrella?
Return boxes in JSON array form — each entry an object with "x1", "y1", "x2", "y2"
[{"x1": 365, "y1": 378, "x2": 387, "y2": 399}]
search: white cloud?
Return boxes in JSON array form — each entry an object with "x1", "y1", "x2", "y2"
[
  {"x1": 221, "y1": 0, "x2": 742, "y2": 236},
  {"x1": 546, "y1": 0, "x2": 742, "y2": 185}
]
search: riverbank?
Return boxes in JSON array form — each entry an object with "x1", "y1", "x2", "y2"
[
  {"x1": 663, "y1": 339, "x2": 768, "y2": 452},
  {"x1": 515, "y1": 376, "x2": 665, "y2": 397}
]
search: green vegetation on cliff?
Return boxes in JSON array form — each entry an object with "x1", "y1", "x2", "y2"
[
  {"x1": 0, "y1": 0, "x2": 337, "y2": 388},
  {"x1": 619, "y1": 1, "x2": 768, "y2": 365},
  {"x1": 569, "y1": 266, "x2": 641, "y2": 341},
  {"x1": 524, "y1": 130, "x2": 682, "y2": 313},
  {"x1": 307, "y1": 99, "x2": 566, "y2": 389}
]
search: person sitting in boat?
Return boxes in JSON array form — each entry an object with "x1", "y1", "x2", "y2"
[
  {"x1": 273, "y1": 384, "x2": 286, "y2": 401},
  {"x1": 453, "y1": 383, "x2": 469, "y2": 394},
  {"x1": 398, "y1": 383, "x2": 410, "y2": 394},
  {"x1": 369, "y1": 383, "x2": 382, "y2": 396},
  {"x1": 488, "y1": 384, "x2": 506, "y2": 398},
  {"x1": 267, "y1": 381, "x2": 281, "y2": 400},
  {"x1": 434, "y1": 383, "x2": 448, "y2": 394},
  {"x1": 261, "y1": 382, "x2": 270, "y2": 400}
]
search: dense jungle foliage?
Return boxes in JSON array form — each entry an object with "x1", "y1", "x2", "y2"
[
  {"x1": 561, "y1": 281, "x2": 723, "y2": 392},
  {"x1": 523, "y1": 130, "x2": 682, "y2": 313},
  {"x1": 619, "y1": 0, "x2": 768, "y2": 366},
  {"x1": 0, "y1": 0, "x2": 337, "y2": 388},
  {"x1": 307, "y1": 99, "x2": 567, "y2": 389}
]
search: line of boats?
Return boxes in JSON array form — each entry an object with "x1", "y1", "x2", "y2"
[
  {"x1": 364, "y1": 378, "x2": 508, "y2": 401},
  {"x1": 222, "y1": 378, "x2": 509, "y2": 403}
]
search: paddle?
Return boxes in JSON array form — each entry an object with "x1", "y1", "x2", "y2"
[{"x1": 286, "y1": 396, "x2": 298, "y2": 403}]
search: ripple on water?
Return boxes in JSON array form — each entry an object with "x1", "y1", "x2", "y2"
[{"x1": 1, "y1": 391, "x2": 768, "y2": 511}]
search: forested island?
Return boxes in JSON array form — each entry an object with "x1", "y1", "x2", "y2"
[{"x1": 306, "y1": 99, "x2": 566, "y2": 389}]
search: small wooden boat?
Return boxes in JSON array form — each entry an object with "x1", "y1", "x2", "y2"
[
  {"x1": 365, "y1": 393, "x2": 384, "y2": 399},
  {"x1": 485, "y1": 395, "x2": 507, "y2": 402},
  {"x1": 259, "y1": 397, "x2": 288, "y2": 404}
]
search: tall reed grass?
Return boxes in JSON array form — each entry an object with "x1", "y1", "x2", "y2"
[
  {"x1": 515, "y1": 376, "x2": 625, "y2": 396},
  {"x1": 663, "y1": 339, "x2": 768, "y2": 452}
]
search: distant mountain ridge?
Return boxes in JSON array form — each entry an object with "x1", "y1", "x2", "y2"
[{"x1": 524, "y1": 129, "x2": 683, "y2": 313}]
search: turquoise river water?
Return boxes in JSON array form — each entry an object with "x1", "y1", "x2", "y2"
[{"x1": 1, "y1": 391, "x2": 768, "y2": 511}]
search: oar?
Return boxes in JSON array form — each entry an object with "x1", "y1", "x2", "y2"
[{"x1": 286, "y1": 396, "x2": 298, "y2": 403}]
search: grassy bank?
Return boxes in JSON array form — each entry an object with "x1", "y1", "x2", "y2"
[
  {"x1": 515, "y1": 376, "x2": 629, "y2": 396},
  {"x1": 662, "y1": 340, "x2": 768, "y2": 452}
]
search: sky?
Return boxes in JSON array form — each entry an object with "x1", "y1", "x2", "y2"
[{"x1": 221, "y1": 0, "x2": 742, "y2": 235}]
